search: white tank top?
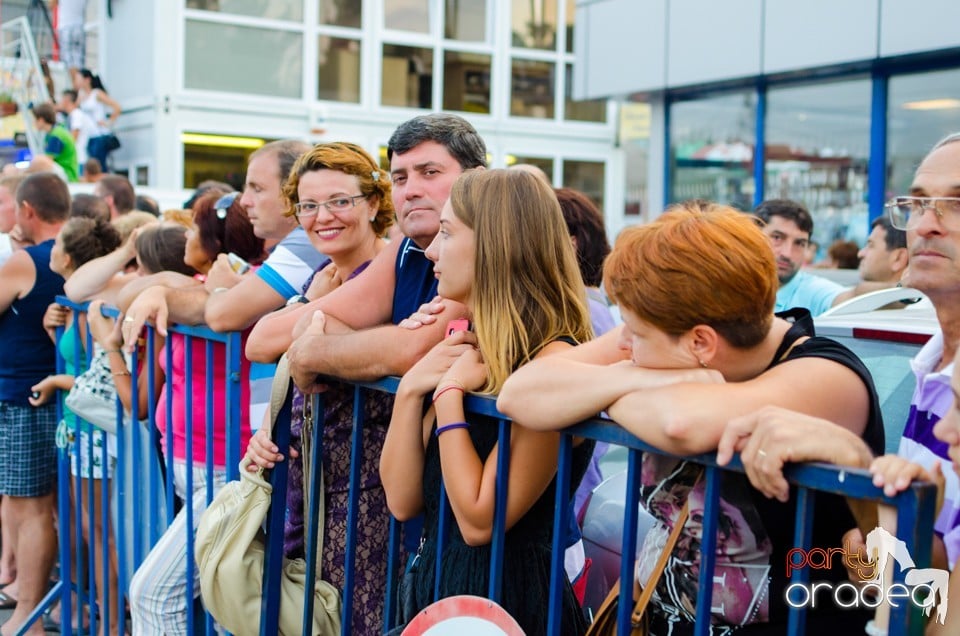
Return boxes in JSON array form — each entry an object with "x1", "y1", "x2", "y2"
[{"x1": 79, "y1": 89, "x2": 109, "y2": 135}]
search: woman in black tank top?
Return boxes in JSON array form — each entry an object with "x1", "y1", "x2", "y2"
[{"x1": 500, "y1": 202, "x2": 881, "y2": 634}]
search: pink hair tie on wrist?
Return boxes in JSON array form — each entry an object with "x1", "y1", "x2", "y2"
[{"x1": 435, "y1": 421, "x2": 469, "y2": 437}]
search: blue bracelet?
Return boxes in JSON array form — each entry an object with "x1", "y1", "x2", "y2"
[{"x1": 435, "y1": 421, "x2": 469, "y2": 437}]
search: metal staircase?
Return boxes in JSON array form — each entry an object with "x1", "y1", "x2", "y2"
[{"x1": 0, "y1": 15, "x2": 53, "y2": 157}]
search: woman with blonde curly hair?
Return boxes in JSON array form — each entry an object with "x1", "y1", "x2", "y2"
[{"x1": 244, "y1": 141, "x2": 395, "y2": 633}]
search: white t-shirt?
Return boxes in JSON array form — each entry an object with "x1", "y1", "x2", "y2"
[
  {"x1": 68, "y1": 108, "x2": 98, "y2": 163},
  {"x1": 57, "y1": 0, "x2": 86, "y2": 28}
]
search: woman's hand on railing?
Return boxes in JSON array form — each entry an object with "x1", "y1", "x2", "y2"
[
  {"x1": 88, "y1": 299, "x2": 122, "y2": 352},
  {"x1": 42, "y1": 301, "x2": 68, "y2": 342},
  {"x1": 439, "y1": 348, "x2": 487, "y2": 395},
  {"x1": 121, "y1": 286, "x2": 170, "y2": 350},
  {"x1": 718, "y1": 406, "x2": 875, "y2": 502},
  {"x1": 397, "y1": 330, "x2": 478, "y2": 398},
  {"x1": 244, "y1": 428, "x2": 298, "y2": 471}
]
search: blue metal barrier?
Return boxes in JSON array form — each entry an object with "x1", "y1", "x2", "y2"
[
  {"x1": 256, "y1": 376, "x2": 937, "y2": 636},
  {"x1": 36, "y1": 302, "x2": 937, "y2": 636},
  {"x1": 46, "y1": 298, "x2": 243, "y2": 636}
]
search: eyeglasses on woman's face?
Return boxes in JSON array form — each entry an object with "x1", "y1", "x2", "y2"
[{"x1": 293, "y1": 195, "x2": 366, "y2": 221}]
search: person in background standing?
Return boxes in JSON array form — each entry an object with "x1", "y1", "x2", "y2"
[{"x1": 77, "y1": 69, "x2": 121, "y2": 172}]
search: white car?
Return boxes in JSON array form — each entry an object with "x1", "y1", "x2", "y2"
[{"x1": 579, "y1": 287, "x2": 937, "y2": 612}]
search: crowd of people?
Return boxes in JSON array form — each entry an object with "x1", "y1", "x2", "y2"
[{"x1": 0, "y1": 112, "x2": 956, "y2": 636}]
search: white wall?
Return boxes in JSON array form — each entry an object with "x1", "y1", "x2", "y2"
[
  {"x1": 574, "y1": 0, "x2": 960, "y2": 97},
  {"x1": 763, "y1": 0, "x2": 879, "y2": 73},
  {"x1": 667, "y1": 0, "x2": 762, "y2": 87}
]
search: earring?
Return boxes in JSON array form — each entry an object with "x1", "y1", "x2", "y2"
[
  {"x1": 698, "y1": 358, "x2": 708, "y2": 368},
  {"x1": 370, "y1": 216, "x2": 376, "y2": 222}
]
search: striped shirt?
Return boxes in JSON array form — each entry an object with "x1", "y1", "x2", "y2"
[
  {"x1": 249, "y1": 227, "x2": 325, "y2": 431},
  {"x1": 896, "y1": 330, "x2": 960, "y2": 567}
]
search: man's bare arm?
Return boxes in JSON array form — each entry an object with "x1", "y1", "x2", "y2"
[
  {"x1": 0, "y1": 251, "x2": 32, "y2": 315},
  {"x1": 246, "y1": 241, "x2": 401, "y2": 362},
  {"x1": 205, "y1": 274, "x2": 287, "y2": 333},
  {"x1": 287, "y1": 314, "x2": 456, "y2": 391}
]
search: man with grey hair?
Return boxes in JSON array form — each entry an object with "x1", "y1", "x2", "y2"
[
  {"x1": 720, "y1": 132, "x2": 960, "y2": 578},
  {"x1": 883, "y1": 132, "x2": 960, "y2": 557}
]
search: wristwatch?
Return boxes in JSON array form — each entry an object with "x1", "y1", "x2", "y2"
[{"x1": 285, "y1": 294, "x2": 309, "y2": 307}]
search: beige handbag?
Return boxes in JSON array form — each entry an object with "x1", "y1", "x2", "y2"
[{"x1": 195, "y1": 355, "x2": 342, "y2": 636}]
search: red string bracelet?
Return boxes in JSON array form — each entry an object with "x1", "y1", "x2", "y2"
[
  {"x1": 432, "y1": 383, "x2": 465, "y2": 404},
  {"x1": 435, "y1": 421, "x2": 469, "y2": 437}
]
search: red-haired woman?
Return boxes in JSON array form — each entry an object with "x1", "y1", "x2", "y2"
[{"x1": 500, "y1": 201, "x2": 884, "y2": 634}]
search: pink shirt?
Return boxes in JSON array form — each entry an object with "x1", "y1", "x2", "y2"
[{"x1": 155, "y1": 331, "x2": 252, "y2": 468}]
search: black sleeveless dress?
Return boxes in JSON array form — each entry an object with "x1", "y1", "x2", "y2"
[
  {"x1": 410, "y1": 410, "x2": 593, "y2": 636},
  {"x1": 643, "y1": 309, "x2": 885, "y2": 635}
]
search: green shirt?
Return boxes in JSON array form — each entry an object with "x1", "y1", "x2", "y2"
[{"x1": 44, "y1": 124, "x2": 79, "y2": 182}]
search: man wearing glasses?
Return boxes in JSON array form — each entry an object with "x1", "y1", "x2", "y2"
[
  {"x1": 754, "y1": 198, "x2": 845, "y2": 317},
  {"x1": 883, "y1": 133, "x2": 960, "y2": 573}
]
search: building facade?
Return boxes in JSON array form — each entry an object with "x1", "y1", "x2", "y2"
[
  {"x1": 86, "y1": 0, "x2": 624, "y2": 232},
  {"x1": 575, "y1": 0, "x2": 960, "y2": 249}
]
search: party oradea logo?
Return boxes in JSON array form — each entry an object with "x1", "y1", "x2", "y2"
[{"x1": 784, "y1": 526, "x2": 948, "y2": 624}]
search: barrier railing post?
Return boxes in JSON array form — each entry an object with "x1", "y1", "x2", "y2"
[
  {"x1": 259, "y1": 382, "x2": 293, "y2": 636},
  {"x1": 546, "y1": 434, "x2": 574, "y2": 636},
  {"x1": 302, "y1": 393, "x2": 327, "y2": 633},
  {"x1": 787, "y1": 487, "x2": 815, "y2": 636},
  {"x1": 618, "y1": 448, "x2": 643, "y2": 635},
  {"x1": 693, "y1": 466, "x2": 721, "y2": 635},
  {"x1": 487, "y1": 419, "x2": 511, "y2": 603},
  {"x1": 184, "y1": 335, "x2": 195, "y2": 636},
  {"x1": 54, "y1": 320, "x2": 73, "y2": 636},
  {"x1": 341, "y1": 386, "x2": 366, "y2": 632}
]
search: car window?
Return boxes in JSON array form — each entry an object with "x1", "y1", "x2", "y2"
[{"x1": 827, "y1": 335, "x2": 919, "y2": 454}]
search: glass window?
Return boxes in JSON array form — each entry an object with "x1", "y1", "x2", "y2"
[
  {"x1": 318, "y1": 37, "x2": 361, "y2": 103},
  {"x1": 564, "y1": 64, "x2": 605, "y2": 123},
  {"x1": 443, "y1": 52, "x2": 491, "y2": 114},
  {"x1": 385, "y1": 0, "x2": 431, "y2": 33},
  {"x1": 564, "y1": 159, "x2": 605, "y2": 212},
  {"x1": 445, "y1": 0, "x2": 486, "y2": 41},
  {"x1": 319, "y1": 0, "x2": 361, "y2": 28},
  {"x1": 185, "y1": 21, "x2": 302, "y2": 98},
  {"x1": 565, "y1": 0, "x2": 575, "y2": 53},
  {"x1": 765, "y1": 78, "x2": 871, "y2": 247},
  {"x1": 511, "y1": 59, "x2": 554, "y2": 118},
  {"x1": 183, "y1": 140, "x2": 255, "y2": 189},
  {"x1": 620, "y1": 101, "x2": 650, "y2": 219},
  {"x1": 186, "y1": 0, "x2": 302, "y2": 22},
  {"x1": 670, "y1": 92, "x2": 756, "y2": 210},
  {"x1": 888, "y1": 68, "x2": 960, "y2": 197},
  {"x1": 381, "y1": 44, "x2": 433, "y2": 108},
  {"x1": 508, "y1": 155, "x2": 553, "y2": 180},
  {"x1": 511, "y1": 0, "x2": 557, "y2": 50}
]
